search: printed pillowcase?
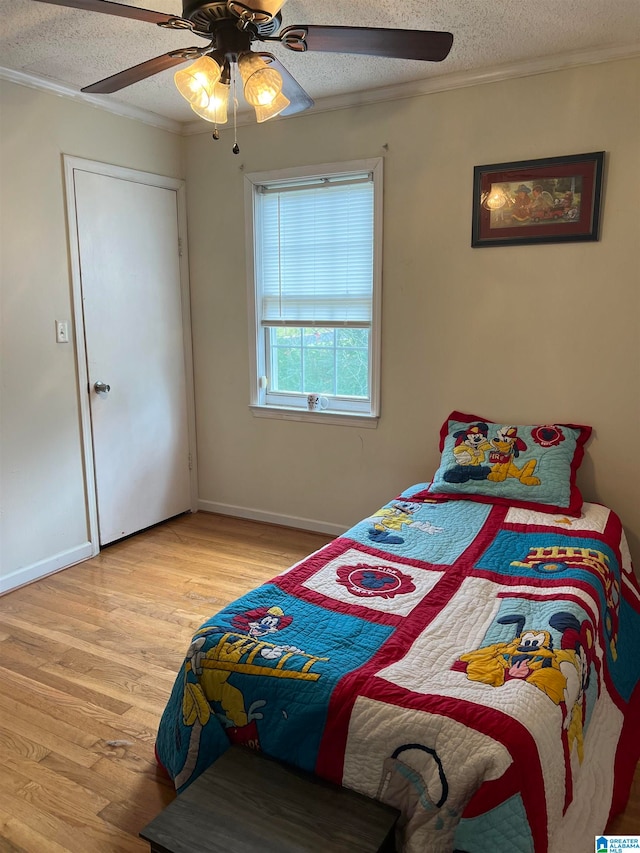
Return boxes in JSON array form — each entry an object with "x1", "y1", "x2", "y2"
[{"x1": 420, "y1": 411, "x2": 592, "y2": 516}]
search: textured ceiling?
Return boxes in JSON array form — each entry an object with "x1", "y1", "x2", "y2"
[{"x1": 2, "y1": 0, "x2": 640, "y2": 126}]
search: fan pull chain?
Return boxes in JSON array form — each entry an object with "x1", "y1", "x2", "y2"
[{"x1": 232, "y1": 63, "x2": 240, "y2": 155}]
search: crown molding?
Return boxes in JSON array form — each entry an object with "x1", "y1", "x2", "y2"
[
  {"x1": 183, "y1": 42, "x2": 640, "y2": 136},
  {"x1": 0, "y1": 66, "x2": 183, "y2": 134},
  {"x1": 2, "y1": 42, "x2": 639, "y2": 138},
  {"x1": 312, "y1": 42, "x2": 640, "y2": 111}
]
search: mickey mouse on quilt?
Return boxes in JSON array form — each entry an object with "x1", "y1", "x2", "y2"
[{"x1": 443, "y1": 422, "x2": 493, "y2": 483}]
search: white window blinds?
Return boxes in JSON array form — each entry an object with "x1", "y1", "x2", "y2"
[{"x1": 256, "y1": 174, "x2": 374, "y2": 326}]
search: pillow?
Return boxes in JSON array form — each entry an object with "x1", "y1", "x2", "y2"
[{"x1": 416, "y1": 411, "x2": 592, "y2": 515}]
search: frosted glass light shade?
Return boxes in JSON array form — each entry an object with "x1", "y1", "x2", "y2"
[
  {"x1": 190, "y1": 81, "x2": 230, "y2": 124},
  {"x1": 174, "y1": 56, "x2": 222, "y2": 109},
  {"x1": 238, "y1": 53, "x2": 283, "y2": 107},
  {"x1": 254, "y1": 90, "x2": 290, "y2": 122}
]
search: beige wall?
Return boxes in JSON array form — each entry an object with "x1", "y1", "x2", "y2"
[
  {"x1": 1, "y1": 58, "x2": 638, "y2": 591},
  {"x1": 0, "y1": 81, "x2": 184, "y2": 588},
  {"x1": 186, "y1": 57, "x2": 640, "y2": 562}
]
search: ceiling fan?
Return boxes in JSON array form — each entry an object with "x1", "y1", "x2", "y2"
[{"x1": 32, "y1": 0, "x2": 454, "y2": 128}]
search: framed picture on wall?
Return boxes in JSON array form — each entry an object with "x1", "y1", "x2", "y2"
[{"x1": 471, "y1": 151, "x2": 605, "y2": 248}]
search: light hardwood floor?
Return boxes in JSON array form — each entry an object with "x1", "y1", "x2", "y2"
[{"x1": 0, "y1": 511, "x2": 637, "y2": 851}]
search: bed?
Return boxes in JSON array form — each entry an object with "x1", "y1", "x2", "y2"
[{"x1": 155, "y1": 413, "x2": 640, "y2": 853}]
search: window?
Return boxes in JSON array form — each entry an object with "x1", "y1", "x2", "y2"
[{"x1": 245, "y1": 159, "x2": 382, "y2": 422}]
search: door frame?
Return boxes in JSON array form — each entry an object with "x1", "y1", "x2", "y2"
[{"x1": 63, "y1": 155, "x2": 198, "y2": 556}]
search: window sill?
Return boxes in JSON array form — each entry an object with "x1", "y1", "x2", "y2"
[{"x1": 249, "y1": 404, "x2": 379, "y2": 428}]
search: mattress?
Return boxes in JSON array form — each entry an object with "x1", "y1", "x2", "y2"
[{"x1": 155, "y1": 484, "x2": 640, "y2": 852}]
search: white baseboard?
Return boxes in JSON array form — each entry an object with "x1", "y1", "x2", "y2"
[
  {"x1": 0, "y1": 542, "x2": 94, "y2": 595},
  {"x1": 197, "y1": 500, "x2": 347, "y2": 538},
  {"x1": 0, "y1": 506, "x2": 346, "y2": 596}
]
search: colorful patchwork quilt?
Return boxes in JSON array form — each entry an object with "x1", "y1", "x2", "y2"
[{"x1": 155, "y1": 485, "x2": 640, "y2": 853}]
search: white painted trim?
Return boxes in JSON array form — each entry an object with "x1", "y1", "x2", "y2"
[
  {"x1": 244, "y1": 172, "x2": 261, "y2": 409},
  {"x1": 63, "y1": 157, "x2": 101, "y2": 559},
  {"x1": 3, "y1": 43, "x2": 638, "y2": 137},
  {"x1": 64, "y1": 156, "x2": 187, "y2": 189},
  {"x1": 370, "y1": 157, "x2": 383, "y2": 420},
  {"x1": 63, "y1": 156, "x2": 199, "y2": 560},
  {"x1": 300, "y1": 42, "x2": 640, "y2": 114},
  {"x1": 0, "y1": 543, "x2": 94, "y2": 595},
  {"x1": 249, "y1": 405, "x2": 379, "y2": 428},
  {"x1": 244, "y1": 156, "x2": 382, "y2": 187},
  {"x1": 244, "y1": 157, "x2": 383, "y2": 419},
  {"x1": 198, "y1": 500, "x2": 346, "y2": 537},
  {"x1": 0, "y1": 66, "x2": 183, "y2": 134},
  {"x1": 182, "y1": 43, "x2": 640, "y2": 135},
  {"x1": 174, "y1": 183, "x2": 200, "y2": 513}
]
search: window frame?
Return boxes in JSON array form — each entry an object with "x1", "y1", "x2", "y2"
[{"x1": 244, "y1": 158, "x2": 383, "y2": 425}]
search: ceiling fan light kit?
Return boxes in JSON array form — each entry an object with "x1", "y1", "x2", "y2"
[
  {"x1": 189, "y1": 78, "x2": 230, "y2": 123},
  {"x1": 252, "y1": 88, "x2": 290, "y2": 122},
  {"x1": 174, "y1": 54, "x2": 222, "y2": 108},
  {"x1": 238, "y1": 52, "x2": 282, "y2": 106},
  {"x1": 32, "y1": 0, "x2": 453, "y2": 148}
]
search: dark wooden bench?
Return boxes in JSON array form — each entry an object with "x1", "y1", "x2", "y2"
[{"x1": 140, "y1": 745, "x2": 399, "y2": 852}]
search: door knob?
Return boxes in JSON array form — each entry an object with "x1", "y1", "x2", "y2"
[{"x1": 94, "y1": 381, "x2": 111, "y2": 394}]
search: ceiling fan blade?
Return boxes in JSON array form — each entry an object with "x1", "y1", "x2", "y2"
[
  {"x1": 279, "y1": 25, "x2": 453, "y2": 62},
  {"x1": 81, "y1": 51, "x2": 197, "y2": 93},
  {"x1": 259, "y1": 53, "x2": 313, "y2": 115},
  {"x1": 31, "y1": 0, "x2": 182, "y2": 26}
]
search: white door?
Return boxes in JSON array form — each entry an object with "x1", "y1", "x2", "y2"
[{"x1": 71, "y1": 166, "x2": 194, "y2": 545}]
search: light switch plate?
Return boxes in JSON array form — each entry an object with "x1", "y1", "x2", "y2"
[{"x1": 56, "y1": 320, "x2": 69, "y2": 343}]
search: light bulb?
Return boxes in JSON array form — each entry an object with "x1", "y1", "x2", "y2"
[
  {"x1": 174, "y1": 56, "x2": 222, "y2": 109},
  {"x1": 238, "y1": 53, "x2": 283, "y2": 108},
  {"x1": 190, "y1": 81, "x2": 230, "y2": 124},
  {"x1": 254, "y1": 90, "x2": 290, "y2": 123}
]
